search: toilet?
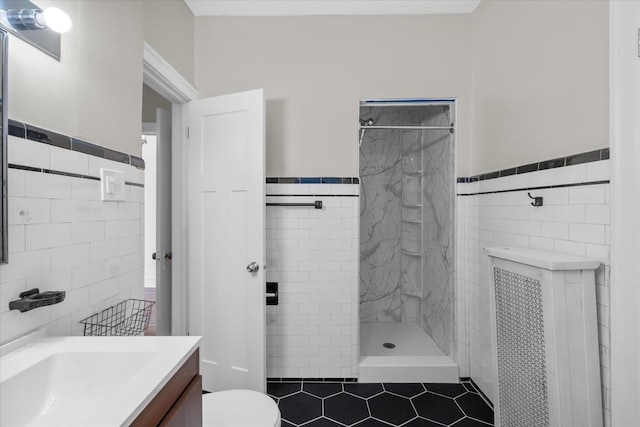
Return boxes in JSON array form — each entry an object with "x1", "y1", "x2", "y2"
[{"x1": 202, "y1": 389, "x2": 281, "y2": 427}]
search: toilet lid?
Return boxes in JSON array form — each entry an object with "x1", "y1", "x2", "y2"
[{"x1": 203, "y1": 389, "x2": 281, "y2": 427}]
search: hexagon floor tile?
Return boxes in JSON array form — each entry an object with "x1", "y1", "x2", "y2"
[
  {"x1": 324, "y1": 393, "x2": 369, "y2": 425},
  {"x1": 412, "y1": 391, "x2": 465, "y2": 425},
  {"x1": 383, "y1": 383, "x2": 426, "y2": 398},
  {"x1": 279, "y1": 391, "x2": 323, "y2": 425},
  {"x1": 368, "y1": 392, "x2": 417, "y2": 425},
  {"x1": 267, "y1": 381, "x2": 302, "y2": 398},
  {"x1": 269, "y1": 380, "x2": 494, "y2": 427},
  {"x1": 303, "y1": 382, "x2": 343, "y2": 398}
]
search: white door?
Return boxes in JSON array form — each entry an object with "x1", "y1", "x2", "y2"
[
  {"x1": 156, "y1": 108, "x2": 172, "y2": 336},
  {"x1": 187, "y1": 89, "x2": 265, "y2": 392}
]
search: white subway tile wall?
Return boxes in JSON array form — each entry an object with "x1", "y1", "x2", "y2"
[
  {"x1": 459, "y1": 159, "x2": 611, "y2": 426},
  {"x1": 0, "y1": 136, "x2": 144, "y2": 345},
  {"x1": 266, "y1": 184, "x2": 359, "y2": 378}
]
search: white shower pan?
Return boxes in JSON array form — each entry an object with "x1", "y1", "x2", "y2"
[{"x1": 359, "y1": 322, "x2": 458, "y2": 383}]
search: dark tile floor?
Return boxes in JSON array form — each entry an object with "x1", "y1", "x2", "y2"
[{"x1": 267, "y1": 380, "x2": 494, "y2": 427}]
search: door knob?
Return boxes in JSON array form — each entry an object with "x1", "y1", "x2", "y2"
[
  {"x1": 165, "y1": 252, "x2": 172, "y2": 260},
  {"x1": 152, "y1": 252, "x2": 157, "y2": 260},
  {"x1": 246, "y1": 262, "x2": 259, "y2": 273}
]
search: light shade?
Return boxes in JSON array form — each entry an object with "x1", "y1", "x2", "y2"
[{"x1": 40, "y1": 7, "x2": 72, "y2": 33}]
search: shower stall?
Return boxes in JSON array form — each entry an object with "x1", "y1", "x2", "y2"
[{"x1": 358, "y1": 99, "x2": 458, "y2": 382}]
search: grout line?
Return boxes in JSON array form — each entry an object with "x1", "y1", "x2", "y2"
[
  {"x1": 467, "y1": 379, "x2": 494, "y2": 409},
  {"x1": 465, "y1": 415, "x2": 494, "y2": 426},
  {"x1": 457, "y1": 180, "x2": 609, "y2": 197},
  {"x1": 8, "y1": 163, "x2": 145, "y2": 187}
]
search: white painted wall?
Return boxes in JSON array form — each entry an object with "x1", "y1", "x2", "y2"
[
  {"x1": 8, "y1": 0, "x2": 144, "y2": 156},
  {"x1": 143, "y1": 0, "x2": 195, "y2": 87},
  {"x1": 8, "y1": 1, "x2": 195, "y2": 157},
  {"x1": 470, "y1": 0, "x2": 609, "y2": 175},
  {"x1": 195, "y1": 15, "x2": 472, "y2": 177},
  {"x1": 194, "y1": 2, "x2": 608, "y2": 177},
  {"x1": 142, "y1": 84, "x2": 172, "y2": 123}
]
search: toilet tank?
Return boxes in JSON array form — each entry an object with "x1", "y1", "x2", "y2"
[{"x1": 485, "y1": 247, "x2": 603, "y2": 427}]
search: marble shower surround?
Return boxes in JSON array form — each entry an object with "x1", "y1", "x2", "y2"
[
  {"x1": 359, "y1": 104, "x2": 455, "y2": 357},
  {"x1": 421, "y1": 111, "x2": 455, "y2": 359}
]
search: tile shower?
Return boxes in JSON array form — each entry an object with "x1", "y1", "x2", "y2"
[{"x1": 359, "y1": 101, "x2": 457, "y2": 381}]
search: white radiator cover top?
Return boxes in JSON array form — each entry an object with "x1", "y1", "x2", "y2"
[
  {"x1": 485, "y1": 246, "x2": 600, "y2": 271},
  {"x1": 486, "y1": 247, "x2": 603, "y2": 427}
]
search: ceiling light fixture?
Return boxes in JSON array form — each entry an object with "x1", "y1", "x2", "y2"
[{"x1": 5, "y1": 7, "x2": 71, "y2": 33}]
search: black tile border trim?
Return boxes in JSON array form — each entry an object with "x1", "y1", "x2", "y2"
[
  {"x1": 267, "y1": 377, "x2": 358, "y2": 383},
  {"x1": 267, "y1": 194, "x2": 358, "y2": 198},
  {"x1": 461, "y1": 377, "x2": 494, "y2": 410},
  {"x1": 8, "y1": 119, "x2": 145, "y2": 170},
  {"x1": 457, "y1": 179, "x2": 609, "y2": 197},
  {"x1": 267, "y1": 177, "x2": 359, "y2": 184},
  {"x1": 8, "y1": 163, "x2": 144, "y2": 187},
  {"x1": 8, "y1": 119, "x2": 26, "y2": 138},
  {"x1": 457, "y1": 148, "x2": 609, "y2": 183},
  {"x1": 26, "y1": 123, "x2": 71, "y2": 150}
]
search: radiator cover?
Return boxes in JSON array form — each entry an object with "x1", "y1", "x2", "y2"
[{"x1": 486, "y1": 247, "x2": 602, "y2": 427}]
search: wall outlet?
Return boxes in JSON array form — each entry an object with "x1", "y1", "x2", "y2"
[{"x1": 100, "y1": 169, "x2": 125, "y2": 201}]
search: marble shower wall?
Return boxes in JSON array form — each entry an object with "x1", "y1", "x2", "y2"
[
  {"x1": 359, "y1": 119, "x2": 403, "y2": 322},
  {"x1": 421, "y1": 108, "x2": 456, "y2": 359},
  {"x1": 359, "y1": 104, "x2": 455, "y2": 357}
]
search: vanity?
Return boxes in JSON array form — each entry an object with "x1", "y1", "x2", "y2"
[{"x1": 0, "y1": 331, "x2": 202, "y2": 426}]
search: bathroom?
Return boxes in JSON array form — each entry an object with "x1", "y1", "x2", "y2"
[{"x1": 0, "y1": 1, "x2": 638, "y2": 426}]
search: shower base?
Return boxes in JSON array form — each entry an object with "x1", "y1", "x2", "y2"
[{"x1": 359, "y1": 322, "x2": 458, "y2": 383}]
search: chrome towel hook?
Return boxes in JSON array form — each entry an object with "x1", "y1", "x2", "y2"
[{"x1": 528, "y1": 192, "x2": 543, "y2": 207}]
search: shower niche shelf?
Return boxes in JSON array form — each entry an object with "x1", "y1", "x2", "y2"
[
  {"x1": 401, "y1": 250, "x2": 422, "y2": 257},
  {"x1": 402, "y1": 203, "x2": 422, "y2": 209},
  {"x1": 404, "y1": 171, "x2": 423, "y2": 177},
  {"x1": 401, "y1": 219, "x2": 422, "y2": 225}
]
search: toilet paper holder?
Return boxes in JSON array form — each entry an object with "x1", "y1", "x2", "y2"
[{"x1": 266, "y1": 282, "x2": 278, "y2": 305}]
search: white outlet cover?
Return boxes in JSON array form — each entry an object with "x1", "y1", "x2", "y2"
[{"x1": 100, "y1": 169, "x2": 125, "y2": 201}]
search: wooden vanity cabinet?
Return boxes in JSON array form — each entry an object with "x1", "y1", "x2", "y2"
[{"x1": 131, "y1": 349, "x2": 202, "y2": 427}]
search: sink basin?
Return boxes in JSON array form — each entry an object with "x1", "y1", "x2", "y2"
[
  {"x1": 0, "y1": 331, "x2": 201, "y2": 426},
  {"x1": 2, "y1": 352, "x2": 152, "y2": 426}
]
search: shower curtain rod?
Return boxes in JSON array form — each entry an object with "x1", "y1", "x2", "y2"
[
  {"x1": 361, "y1": 99, "x2": 455, "y2": 107},
  {"x1": 359, "y1": 125, "x2": 454, "y2": 130}
]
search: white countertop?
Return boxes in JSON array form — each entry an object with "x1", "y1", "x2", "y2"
[
  {"x1": 485, "y1": 246, "x2": 601, "y2": 271},
  {"x1": 0, "y1": 333, "x2": 201, "y2": 427}
]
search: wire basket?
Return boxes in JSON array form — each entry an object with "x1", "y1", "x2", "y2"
[{"x1": 79, "y1": 299, "x2": 155, "y2": 336}]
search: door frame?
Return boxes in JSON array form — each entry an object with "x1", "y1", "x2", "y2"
[
  {"x1": 142, "y1": 42, "x2": 198, "y2": 336},
  {"x1": 609, "y1": 1, "x2": 640, "y2": 424}
]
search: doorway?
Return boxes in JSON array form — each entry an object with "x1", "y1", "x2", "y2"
[
  {"x1": 141, "y1": 83, "x2": 172, "y2": 336},
  {"x1": 142, "y1": 133, "x2": 157, "y2": 335},
  {"x1": 142, "y1": 41, "x2": 197, "y2": 336}
]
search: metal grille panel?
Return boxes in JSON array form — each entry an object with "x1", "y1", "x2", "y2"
[{"x1": 494, "y1": 268, "x2": 549, "y2": 427}]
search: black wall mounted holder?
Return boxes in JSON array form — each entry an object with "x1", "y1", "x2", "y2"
[
  {"x1": 9, "y1": 288, "x2": 66, "y2": 312},
  {"x1": 266, "y1": 282, "x2": 279, "y2": 305},
  {"x1": 528, "y1": 192, "x2": 544, "y2": 207},
  {"x1": 266, "y1": 201, "x2": 322, "y2": 209}
]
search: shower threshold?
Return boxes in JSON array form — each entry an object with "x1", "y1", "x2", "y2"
[{"x1": 359, "y1": 322, "x2": 458, "y2": 383}]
